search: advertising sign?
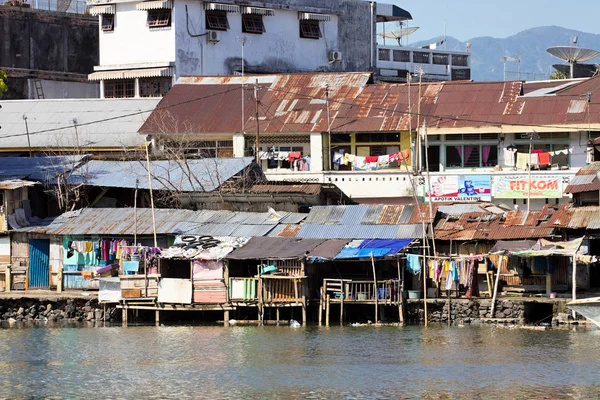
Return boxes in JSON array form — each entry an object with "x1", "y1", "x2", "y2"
[
  {"x1": 494, "y1": 176, "x2": 563, "y2": 199},
  {"x1": 425, "y1": 175, "x2": 492, "y2": 202}
]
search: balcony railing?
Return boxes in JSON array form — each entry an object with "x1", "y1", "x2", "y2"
[{"x1": 323, "y1": 278, "x2": 401, "y2": 304}]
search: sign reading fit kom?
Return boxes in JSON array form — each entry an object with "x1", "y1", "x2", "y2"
[
  {"x1": 425, "y1": 175, "x2": 492, "y2": 202},
  {"x1": 494, "y1": 176, "x2": 563, "y2": 199}
]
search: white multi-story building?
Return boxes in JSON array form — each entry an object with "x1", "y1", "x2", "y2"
[{"x1": 86, "y1": 0, "x2": 471, "y2": 98}]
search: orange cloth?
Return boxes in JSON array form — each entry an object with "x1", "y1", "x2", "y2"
[{"x1": 538, "y1": 152, "x2": 550, "y2": 165}]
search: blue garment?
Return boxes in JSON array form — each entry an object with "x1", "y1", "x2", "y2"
[
  {"x1": 451, "y1": 261, "x2": 459, "y2": 281},
  {"x1": 406, "y1": 254, "x2": 421, "y2": 275}
]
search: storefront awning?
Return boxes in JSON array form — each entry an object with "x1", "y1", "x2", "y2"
[
  {"x1": 204, "y1": 2, "x2": 239, "y2": 12},
  {"x1": 88, "y1": 4, "x2": 115, "y2": 15},
  {"x1": 242, "y1": 6, "x2": 274, "y2": 16},
  {"x1": 88, "y1": 67, "x2": 174, "y2": 81},
  {"x1": 136, "y1": 0, "x2": 171, "y2": 10},
  {"x1": 334, "y1": 239, "x2": 413, "y2": 260},
  {"x1": 298, "y1": 12, "x2": 331, "y2": 21}
]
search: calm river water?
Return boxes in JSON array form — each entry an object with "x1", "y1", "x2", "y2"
[{"x1": 0, "y1": 323, "x2": 599, "y2": 399}]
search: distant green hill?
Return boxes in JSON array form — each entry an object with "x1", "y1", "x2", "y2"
[{"x1": 411, "y1": 26, "x2": 600, "y2": 81}]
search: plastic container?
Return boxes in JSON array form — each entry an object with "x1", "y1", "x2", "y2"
[{"x1": 407, "y1": 290, "x2": 420, "y2": 299}]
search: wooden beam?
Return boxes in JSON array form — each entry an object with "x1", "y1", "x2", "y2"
[
  {"x1": 371, "y1": 254, "x2": 378, "y2": 323},
  {"x1": 325, "y1": 294, "x2": 330, "y2": 327},
  {"x1": 89, "y1": 187, "x2": 110, "y2": 207}
]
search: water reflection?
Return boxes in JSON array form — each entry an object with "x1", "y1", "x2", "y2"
[{"x1": 0, "y1": 324, "x2": 598, "y2": 399}]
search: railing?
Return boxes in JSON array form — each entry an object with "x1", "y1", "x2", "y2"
[
  {"x1": 261, "y1": 276, "x2": 303, "y2": 304},
  {"x1": 323, "y1": 278, "x2": 401, "y2": 304}
]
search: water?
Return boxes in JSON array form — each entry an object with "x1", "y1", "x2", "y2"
[{"x1": 0, "y1": 323, "x2": 599, "y2": 399}]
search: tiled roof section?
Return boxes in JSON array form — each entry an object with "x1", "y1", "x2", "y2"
[
  {"x1": 141, "y1": 72, "x2": 600, "y2": 136},
  {"x1": 564, "y1": 162, "x2": 600, "y2": 193}
]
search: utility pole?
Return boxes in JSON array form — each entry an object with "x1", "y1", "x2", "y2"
[
  {"x1": 254, "y1": 79, "x2": 260, "y2": 164},
  {"x1": 22, "y1": 115, "x2": 32, "y2": 157},
  {"x1": 325, "y1": 84, "x2": 332, "y2": 171},
  {"x1": 236, "y1": 36, "x2": 247, "y2": 134},
  {"x1": 521, "y1": 131, "x2": 540, "y2": 212},
  {"x1": 72, "y1": 118, "x2": 80, "y2": 153}
]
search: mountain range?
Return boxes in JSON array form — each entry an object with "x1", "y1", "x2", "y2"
[{"x1": 411, "y1": 26, "x2": 600, "y2": 81}]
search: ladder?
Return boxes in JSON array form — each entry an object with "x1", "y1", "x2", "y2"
[{"x1": 34, "y1": 79, "x2": 45, "y2": 99}]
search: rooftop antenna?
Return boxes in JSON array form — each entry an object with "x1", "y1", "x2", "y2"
[{"x1": 547, "y1": 38, "x2": 600, "y2": 79}]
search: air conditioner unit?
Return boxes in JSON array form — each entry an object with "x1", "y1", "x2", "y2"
[
  {"x1": 328, "y1": 50, "x2": 342, "y2": 63},
  {"x1": 207, "y1": 31, "x2": 220, "y2": 43}
]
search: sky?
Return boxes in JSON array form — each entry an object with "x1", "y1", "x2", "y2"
[{"x1": 389, "y1": 0, "x2": 600, "y2": 44}]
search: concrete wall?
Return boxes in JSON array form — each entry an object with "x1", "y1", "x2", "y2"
[
  {"x1": 99, "y1": 2, "x2": 176, "y2": 66},
  {"x1": 0, "y1": 8, "x2": 98, "y2": 73}
]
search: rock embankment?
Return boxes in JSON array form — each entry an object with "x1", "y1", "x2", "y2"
[{"x1": 0, "y1": 298, "x2": 119, "y2": 323}]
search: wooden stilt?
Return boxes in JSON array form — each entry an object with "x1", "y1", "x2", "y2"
[
  {"x1": 122, "y1": 307, "x2": 128, "y2": 326},
  {"x1": 371, "y1": 254, "x2": 378, "y2": 323},
  {"x1": 155, "y1": 310, "x2": 160, "y2": 326},
  {"x1": 447, "y1": 291, "x2": 451, "y2": 326},
  {"x1": 325, "y1": 294, "x2": 330, "y2": 327},
  {"x1": 318, "y1": 287, "x2": 324, "y2": 326},
  {"x1": 397, "y1": 258, "x2": 404, "y2": 325},
  {"x1": 5, "y1": 266, "x2": 10, "y2": 293},
  {"x1": 223, "y1": 310, "x2": 229, "y2": 327},
  {"x1": 340, "y1": 290, "x2": 344, "y2": 326},
  {"x1": 572, "y1": 255, "x2": 577, "y2": 319}
]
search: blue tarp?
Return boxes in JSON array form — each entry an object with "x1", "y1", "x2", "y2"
[{"x1": 334, "y1": 239, "x2": 413, "y2": 260}]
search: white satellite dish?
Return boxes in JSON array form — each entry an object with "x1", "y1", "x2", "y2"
[
  {"x1": 547, "y1": 45, "x2": 600, "y2": 78},
  {"x1": 377, "y1": 27, "x2": 419, "y2": 45}
]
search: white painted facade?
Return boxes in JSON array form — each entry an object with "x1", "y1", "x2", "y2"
[
  {"x1": 232, "y1": 130, "x2": 591, "y2": 206},
  {"x1": 88, "y1": 0, "x2": 368, "y2": 98}
]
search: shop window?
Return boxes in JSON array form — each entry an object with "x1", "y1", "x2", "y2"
[
  {"x1": 206, "y1": 10, "x2": 229, "y2": 31},
  {"x1": 413, "y1": 52, "x2": 430, "y2": 64},
  {"x1": 147, "y1": 9, "x2": 171, "y2": 28},
  {"x1": 299, "y1": 20, "x2": 321, "y2": 39},
  {"x1": 140, "y1": 77, "x2": 172, "y2": 97},
  {"x1": 104, "y1": 79, "x2": 135, "y2": 98},
  {"x1": 432, "y1": 53, "x2": 449, "y2": 65},
  {"x1": 331, "y1": 133, "x2": 351, "y2": 144},
  {"x1": 378, "y1": 48, "x2": 391, "y2": 61},
  {"x1": 515, "y1": 144, "x2": 569, "y2": 168},
  {"x1": 452, "y1": 54, "x2": 468, "y2": 66},
  {"x1": 393, "y1": 50, "x2": 410, "y2": 62},
  {"x1": 242, "y1": 14, "x2": 265, "y2": 34},
  {"x1": 355, "y1": 132, "x2": 401, "y2": 142},
  {"x1": 445, "y1": 145, "x2": 497, "y2": 168},
  {"x1": 101, "y1": 14, "x2": 114, "y2": 31}
]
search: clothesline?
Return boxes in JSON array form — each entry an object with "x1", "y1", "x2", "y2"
[{"x1": 333, "y1": 149, "x2": 410, "y2": 171}]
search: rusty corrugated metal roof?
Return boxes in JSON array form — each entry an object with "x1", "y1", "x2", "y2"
[
  {"x1": 141, "y1": 73, "x2": 600, "y2": 136},
  {"x1": 564, "y1": 162, "x2": 600, "y2": 193},
  {"x1": 249, "y1": 183, "x2": 323, "y2": 195}
]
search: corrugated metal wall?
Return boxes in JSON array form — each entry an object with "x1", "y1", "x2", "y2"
[{"x1": 28, "y1": 239, "x2": 50, "y2": 288}]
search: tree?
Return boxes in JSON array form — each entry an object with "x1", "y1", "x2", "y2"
[
  {"x1": 549, "y1": 70, "x2": 569, "y2": 80},
  {"x1": 0, "y1": 70, "x2": 7, "y2": 98}
]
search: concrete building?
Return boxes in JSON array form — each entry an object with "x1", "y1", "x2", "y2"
[
  {"x1": 0, "y1": 6, "x2": 99, "y2": 99},
  {"x1": 139, "y1": 72, "x2": 600, "y2": 208},
  {"x1": 86, "y1": 0, "x2": 471, "y2": 98}
]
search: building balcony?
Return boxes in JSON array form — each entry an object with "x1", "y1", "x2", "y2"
[{"x1": 376, "y1": 45, "x2": 471, "y2": 82}]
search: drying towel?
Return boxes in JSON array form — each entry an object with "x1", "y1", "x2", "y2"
[
  {"x1": 377, "y1": 154, "x2": 390, "y2": 167},
  {"x1": 288, "y1": 152, "x2": 302, "y2": 162},
  {"x1": 538, "y1": 152, "x2": 550, "y2": 165},
  {"x1": 406, "y1": 254, "x2": 421, "y2": 275},
  {"x1": 503, "y1": 148, "x2": 516, "y2": 167},
  {"x1": 353, "y1": 157, "x2": 367, "y2": 170},
  {"x1": 365, "y1": 155, "x2": 378, "y2": 163},
  {"x1": 516, "y1": 153, "x2": 538, "y2": 170}
]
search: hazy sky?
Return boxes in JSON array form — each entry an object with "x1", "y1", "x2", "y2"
[{"x1": 389, "y1": 0, "x2": 600, "y2": 44}]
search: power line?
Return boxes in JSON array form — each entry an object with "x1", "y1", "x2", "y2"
[
  {"x1": 0, "y1": 86, "x2": 242, "y2": 142},
  {"x1": 1, "y1": 80, "x2": 598, "y2": 144}
]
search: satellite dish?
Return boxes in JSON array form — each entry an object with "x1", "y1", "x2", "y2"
[
  {"x1": 377, "y1": 27, "x2": 419, "y2": 39},
  {"x1": 547, "y1": 46, "x2": 600, "y2": 78},
  {"x1": 547, "y1": 46, "x2": 600, "y2": 63},
  {"x1": 377, "y1": 27, "x2": 419, "y2": 46}
]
